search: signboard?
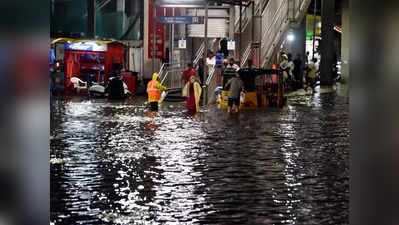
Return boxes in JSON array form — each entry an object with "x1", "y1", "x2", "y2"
[
  {"x1": 158, "y1": 16, "x2": 204, "y2": 24},
  {"x1": 173, "y1": 50, "x2": 180, "y2": 64},
  {"x1": 178, "y1": 38, "x2": 186, "y2": 49},
  {"x1": 148, "y1": 0, "x2": 166, "y2": 59},
  {"x1": 64, "y1": 42, "x2": 107, "y2": 52},
  {"x1": 227, "y1": 40, "x2": 235, "y2": 50}
]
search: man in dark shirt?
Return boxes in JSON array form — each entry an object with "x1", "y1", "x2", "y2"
[
  {"x1": 225, "y1": 73, "x2": 244, "y2": 113},
  {"x1": 220, "y1": 38, "x2": 228, "y2": 58},
  {"x1": 293, "y1": 54, "x2": 303, "y2": 90}
]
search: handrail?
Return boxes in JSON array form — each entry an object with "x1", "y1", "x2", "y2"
[
  {"x1": 96, "y1": 0, "x2": 112, "y2": 11},
  {"x1": 193, "y1": 42, "x2": 205, "y2": 70},
  {"x1": 160, "y1": 41, "x2": 205, "y2": 83},
  {"x1": 241, "y1": 42, "x2": 252, "y2": 67},
  {"x1": 158, "y1": 61, "x2": 185, "y2": 84},
  {"x1": 235, "y1": 5, "x2": 251, "y2": 33},
  {"x1": 260, "y1": 0, "x2": 289, "y2": 66},
  {"x1": 262, "y1": 3, "x2": 288, "y2": 67},
  {"x1": 261, "y1": 0, "x2": 286, "y2": 45},
  {"x1": 206, "y1": 66, "x2": 216, "y2": 86},
  {"x1": 261, "y1": 0, "x2": 270, "y2": 15},
  {"x1": 158, "y1": 63, "x2": 166, "y2": 76},
  {"x1": 259, "y1": 0, "x2": 311, "y2": 68},
  {"x1": 160, "y1": 71, "x2": 169, "y2": 85}
]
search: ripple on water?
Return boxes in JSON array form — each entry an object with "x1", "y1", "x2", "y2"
[{"x1": 51, "y1": 94, "x2": 349, "y2": 225}]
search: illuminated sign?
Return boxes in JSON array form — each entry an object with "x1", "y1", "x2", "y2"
[
  {"x1": 65, "y1": 42, "x2": 107, "y2": 52},
  {"x1": 334, "y1": 26, "x2": 342, "y2": 34},
  {"x1": 227, "y1": 40, "x2": 235, "y2": 50}
]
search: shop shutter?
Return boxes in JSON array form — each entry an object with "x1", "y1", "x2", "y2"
[{"x1": 186, "y1": 9, "x2": 229, "y2": 38}]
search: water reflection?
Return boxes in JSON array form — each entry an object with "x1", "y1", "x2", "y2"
[{"x1": 51, "y1": 94, "x2": 349, "y2": 224}]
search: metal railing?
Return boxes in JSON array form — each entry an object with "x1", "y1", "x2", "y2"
[
  {"x1": 159, "y1": 62, "x2": 186, "y2": 90},
  {"x1": 159, "y1": 40, "x2": 204, "y2": 78},
  {"x1": 158, "y1": 41, "x2": 206, "y2": 93},
  {"x1": 254, "y1": 0, "x2": 269, "y2": 16},
  {"x1": 193, "y1": 41, "x2": 205, "y2": 70},
  {"x1": 241, "y1": 42, "x2": 253, "y2": 67},
  {"x1": 260, "y1": 0, "x2": 288, "y2": 67},
  {"x1": 205, "y1": 66, "x2": 216, "y2": 87},
  {"x1": 205, "y1": 65, "x2": 219, "y2": 104},
  {"x1": 96, "y1": 0, "x2": 112, "y2": 11},
  {"x1": 234, "y1": 5, "x2": 252, "y2": 33},
  {"x1": 159, "y1": 62, "x2": 183, "y2": 80},
  {"x1": 290, "y1": 0, "x2": 311, "y2": 26},
  {"x1": 260, "y1": 0, "x2": 311, "y2": 68}
]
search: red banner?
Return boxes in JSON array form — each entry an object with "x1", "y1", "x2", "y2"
[{"x1": 148, "y1": 0, "x2": 166, "y2": 59}]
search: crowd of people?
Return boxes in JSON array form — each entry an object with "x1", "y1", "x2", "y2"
[
  {"x1": 147, "y1": 39, "x2": 323, "y2": 114},
  {"x1": 279, "y1": 52, "x2": 319, "y2": 94},
  {"x1": 147, "y1": 38, "x2": 242, "y2": 114}
]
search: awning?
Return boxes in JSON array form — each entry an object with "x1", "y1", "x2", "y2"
[{"x1": 51, "y1": 38, "x2": 123, "y2": 45}]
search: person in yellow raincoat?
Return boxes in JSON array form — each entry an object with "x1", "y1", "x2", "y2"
[{"x1": 147, "y1": 73, "x2": 167, "y2": 112}]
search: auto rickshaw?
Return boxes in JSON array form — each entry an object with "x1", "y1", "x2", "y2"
[{"x1": 218, "y1": 65, "x2": 285, "y2": 109}]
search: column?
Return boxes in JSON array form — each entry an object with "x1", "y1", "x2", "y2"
[
  {"x1": 87, "y1": 0, "x2": 95, "y2": 38},
  {"x1": 319, "y1": 0, "x2": 335, "y2": 86},
  {"x1": 117, "y1": 0, "x2": 126, "y2": 34},
  {"x1": 341, "y1": 0, "x2": 349, "y2": 83}
]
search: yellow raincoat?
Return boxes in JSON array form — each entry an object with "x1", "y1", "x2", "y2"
[
  {"x1": 191, "y1": 76, "x2": 202, "y2": 111},
  {"x1": 147, "y1": 73, "x2": 167, "y2": 103}
]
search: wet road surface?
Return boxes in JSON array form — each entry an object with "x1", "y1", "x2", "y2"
[{"x1": 51, "y1": 92, "x2": 349, "y2": 224}]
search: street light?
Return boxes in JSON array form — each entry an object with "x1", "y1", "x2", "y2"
[{"x1": 287, "y1": 33, "x2": 295, "y2": 42}]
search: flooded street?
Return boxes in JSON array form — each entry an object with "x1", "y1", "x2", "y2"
[{"x1": 51, "y1": 92, "x2": 349, "y2": 225}]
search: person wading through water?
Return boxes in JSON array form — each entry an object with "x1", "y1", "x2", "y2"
[
  {"x1": 147, "y1": 73, "x2": 168, "y2": 112},
  {"x1": 225, "y1": 72, "x2": 245, "y2": 113}
]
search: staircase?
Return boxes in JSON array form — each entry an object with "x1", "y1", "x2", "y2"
[
  {"x1": 260, "y1": 0, "x2": 311, "y2": 68},
  {"x1": 204, "y1": 0, "x2": 310, "y2": 105},
  {"x1": 233, "y1": 0, "x2": 311, "y2": 69},
  {"x1": 160, "y1": 0, "x2": 311, "y2": 104}
]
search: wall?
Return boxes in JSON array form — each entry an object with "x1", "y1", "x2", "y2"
[
  {"x1": 290, "y1": 17, "x2": 306, "y2": 63},
  {"x1": 51, "y1": 0, "x2": 88, "y2": 35},
  {"x1": 341, "y1": 0, "x2": 349, "y2": 83}
]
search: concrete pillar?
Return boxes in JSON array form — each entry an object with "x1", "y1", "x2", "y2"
[
  {"x1": 320, "y1": 0, "x2": 335, "y2": 86},
  {"x1": 144, "y1": 0, "x2": 149, "y2": 61},
  {"x1": 229, "y1": 6, "x2": 235, "y2": 40},
  {"x1": 143, "y1": 0, "x2": 151, "y2": 79},
  {"x1": 229, "y1": 6, "x2": 235, "y2": 59},
  {"x1": 117, "y1": 0, "x2": 125, "y2": 12},
  {"x1": 87, "y1": 0, "x2": 96, "y2": 38},
  {"x1": 51, "y1": 0, "x2": 55, "y2": 15},
  {"x1": 341, "y1": 0, "x2": 349, "y2": 83},
  {"x1": 117, "y1": 0, "x2": 126, "y2": 34}
]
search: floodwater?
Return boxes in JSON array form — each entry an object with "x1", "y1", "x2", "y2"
[{"x1": 51, "y1": 91, "x2": 349, "y2": 225}]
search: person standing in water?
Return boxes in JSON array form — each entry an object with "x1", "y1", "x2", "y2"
[
  {"x1": 147, "y1": 73, "x2": 167, "y2": 112},
  {"x1": 225, "y1": 72, "x2": 245, "y2": 113},
  {"x1": 306, "y1": 58, "x2": 318, "y2": 93},
  {"x1": 182, "y1": 63, "x2": 197, "y2": 85},
  {"x1": 185, "y1": 76, "x2": 202, "y2": 112}
]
